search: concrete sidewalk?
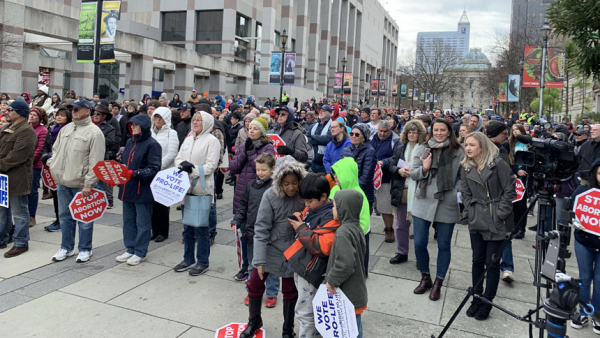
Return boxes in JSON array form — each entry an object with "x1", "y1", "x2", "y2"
[{"x1": 0, "y1": 185, "x2": 591, "y2": 338}]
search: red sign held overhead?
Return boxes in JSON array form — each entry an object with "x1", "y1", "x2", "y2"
[
  {"x1": 69, "y1": 189, "x2": 108, "y2": 223},
  {"x1": 214, "y1": 323, "x2": 265, "y2": 338},
  {"x1": 93, "y1": 160, "x2": 130, "y2": 186},
  {"x1": 373, "y1": 163, "x2": 382, "y2": 190},
  {"x1": 267, "y1": 134, "x2": 286, "y2": 159},
  {"x1": 513, "y1": 178, "x2": 525, "y2": 203},
  {"x1": 42, "y1": 165, "x2": 57, "y2": 191},
  {"x1": 573, "y1": 188, "x2": 600, "y2": 236}
]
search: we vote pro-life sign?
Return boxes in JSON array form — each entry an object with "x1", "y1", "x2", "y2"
[
  {"x1": 150, "y1": 168, "x2": 191, "y2": 207},
  {"x1": 0, "y1": 174, "x2": 8, "y2": 208},
  {"x1": 312, "y1": 285, "x2": 358, "y2": 338}
]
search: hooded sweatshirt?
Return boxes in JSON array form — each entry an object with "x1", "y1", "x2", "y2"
[
  {"x1": 214, "y1": 95, "x2": 225, "y2": 110},
  {"x1": 330, "y1": 157, "x2": 371, "y2": 234},
  {"x1": 325, "y1": 189, "x2": 368, "y2": 309},
  {"x1": 151, "y1": 107, "x2": 179, "y2": 169}
]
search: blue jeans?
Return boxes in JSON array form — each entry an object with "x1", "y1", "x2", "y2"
[
  {"x1": 356, "y1": 314, "x2": 363, "y2": 338},
  {"x1": 240, "y1": 221, "x2": 249, "y2": 270},
  {"x1": 246, "y1": 241, "x2": 280, "y2": 298},
  {"x1": 28, "y1": 168, "x2": 41, "y2": 218},
  {"x1": 413, "y1": 216, "x2": 455, "y2": 280},
  {"x1": 500, "y1": 241, "x2": 514, "y2": 272},
  {"x1": 122, "y1": 201, "x2": 153, "y2": 257},
  {"x1": 0, "y1": 195, "x2": 29, "y2": 247},
  {"x1": 57, "y1": 184, "x2": 94, "y2": 252},
  {"x1": 574, "y1": 239, "x2": 600, "y2": 315},
  {"x1": 182, "y1": 225, "x2": 210, "y2": 266}
]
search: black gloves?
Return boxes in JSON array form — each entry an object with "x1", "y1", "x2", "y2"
[
  {"x1": 41, "y1": 153, "x2": 51, "y2": 166},
  {"x1": 245, "y1": 137, "x2": 254, "y2": 152},
  {"x1": 178, "y1": 161, "x2": 194, "y2": 174},
  {"x1": 277, "y1": 145, "x2": 294, "y2": 156}
]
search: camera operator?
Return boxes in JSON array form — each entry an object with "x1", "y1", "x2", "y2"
[{"x1": 578, "y1": 124, "x2": 600, "y2": 185}]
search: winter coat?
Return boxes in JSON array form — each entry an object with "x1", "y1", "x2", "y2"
[
  {"x1": 253, "y1": 158, "x2": 306, "y2": 277},
  {"x1": 96, "y1": 122, "x2": 116, "y2": 160},
  {"x1": 210, "y1": 122, "x2": 227, "y2": 169},
  {"x1": 340, "y1": 141, "x2": 377, "y2": 203},
  {"x1": 118, "y1": 114, "x2": 162, "y2": 203},
  {"x1": 231, "y1": 177, "x2": 273, "y2": 243},
  {"x1": 31, "y1": 123, "x2": 48, "y2": 169},
  {"x1": 0, "y1": 120, "x2": 37, "y2": 196},
  {"x1": 174, "y1": 111, "x2": 220, "y2": 196},
  {"x1": 323, "y1": 136, "x2": 351, "y2": 174},
  {"x1": 346, "y1": 114, "x2": 359, "y2": 128},
  {"x1": 169, "y1": 95, "x2": 183, "y2": 109},
  {"x1": 229, "y1": 122, "x2": 243, "y2": 148},
  {"x1": 269, "y1": 122, "x2": 309, "y2": 163},
  {"x1": 214, "y1": 95, "x2": 226, "y2": 110},
  {"x1": 306, "y1": 119, "x2": 333, "y2": 165},
  {"x1": 108, "y1": 117, "x2": 122, "y2": 153},
  {"x1": 578, "y1": 138, "x2": 600, "y2": 180},
  {"x1": 176, "y1": 117, "x2": 191, "y2": 146},
  {"x1": 229, "y1": 139, "x2": 274, "y2": 214},
  {"x1": 151, "y1": 109, "x2": 179, "y2": 169},
  {"x1": 389, "y1": 142, "x2": 408, "y2": 207},
  {"x1": 325, "y1": 189, "x2": 368, "y2": 309},
  {"x1": 30, "y1": 96, "x2": 52, "y2": 111},
  {"x1": 409, "y1": 145, "x2": 465, "y2": 224},
  {"x1": 460, "y1": 156, "x2": 516, "y2": 241},
  {"x1": 330, "y1": 157, "x2": 371, "y2": 234},
  {"x1": 371, "y1": 132, "x2": 400, "y2": 183},
  {"x1": 284, "y1": 201, "x2": 339, "y2": 288},
  {"x1": 119, "y1": 113, "x2": 130, "y2": 147},
  {"x1": 48, "y1": 116, "x2": 105, "y2": 189}
]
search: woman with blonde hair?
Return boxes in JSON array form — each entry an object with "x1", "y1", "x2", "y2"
[
  {"x1": 458, "y1": 124, "x2": 473, "y2": 144},
  {"x1": 460, "y1": 132, "x2": 516, "y2": 320}
]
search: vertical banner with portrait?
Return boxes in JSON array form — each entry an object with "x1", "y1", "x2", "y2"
[
  {"x1": 413, "y1": 88, "x2": 419, "y2": 101},
  {"x1": 400, "y1": 84, "x2": 407, "y2": 98},
  {"x1": 99, "y1": 1, "x2": 121, "y2": 63},
  {"x1": 371, "y1": 80, "x2": 378, "y2": 96},
  {"x1": 77, "y1": 1, "x2": 97, "y2": 63},
  {"x1": 343, "y1": 73, "x2": 352, "y2": 95},
  {"x1": 498, "y1": 82, "x2": 508, "y2": 102},
  {"x1": 38, "y1": 68, "x2": 50, "y2": 88},
  {"x1": 269, "y1": 52, "x2": 282, "y2": 85},
  {"x1": 392, "y1": 84, "x2": 398, "y2": 97},
  {"x1": 378, "y1": 80, "x2": 386, "y2": 96},
  {"x1": 507, "y1": 74, "x2": 521, "y2": 102},
  {"x1": 283, "y1": 53, "x2": 296, "y2": 85},
  {"x1": 333, "y1": 73, "x2": 342, "y2": 95}
]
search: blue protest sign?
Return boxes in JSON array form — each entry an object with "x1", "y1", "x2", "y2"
[{"x1": 0, "y1": 174, "x2": 8, "y2": 208}]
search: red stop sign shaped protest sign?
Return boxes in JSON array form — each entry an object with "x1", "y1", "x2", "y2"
[
  {"x1": 69, "y1": 189, "x2": 108, "y2": 223},
  {"x1": 267, "y1": 134, "x2": 286, "y2": 159},
  {"x1": 214, "y1": 323, "x2": 265, "y2": 338},
  {"x1": 573, "y1": 188, "x2": 600, "y2": 235},
  {"x1": 42, "y1": 165, "x2": 57, "y2": 191},
  {"x1": 513, "y1": 178, "x2": 525, "y2": 203},
  {"x1": 373, "y1": 163, "x2": 382, "y2": 190},
  {"x1": 93, "y1": 160, "x2": 130, "y2": 186}
]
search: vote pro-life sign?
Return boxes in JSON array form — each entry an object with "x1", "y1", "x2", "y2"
[
  {"x1": 0, "y1": 174, "x2": 8, "y2": 208},
  {"x1": 150, "y1": 168, "x2": 191, "y2": 207},
  {"x1": 312, "y1": 285, "x2": 358, "y2": 338}
]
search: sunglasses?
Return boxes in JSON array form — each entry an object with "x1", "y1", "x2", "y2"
[
  {"x1": 7, "y1": 107, "x2": 14, "y2": 112},
  {"x1": 350, "y1": 132, "x2": 362, "y2": 137}
]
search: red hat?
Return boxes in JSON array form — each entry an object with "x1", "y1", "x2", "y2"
[{"x1": 270, "y1": 109, "x2": 276, "y2": 117}]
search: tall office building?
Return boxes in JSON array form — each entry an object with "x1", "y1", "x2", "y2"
[
  {"x1": 510, "y1": 0, "x2": 555, "y2": 39},
  {"x1": 416, "y1": 11, "x2": 470, "y2": 68}
]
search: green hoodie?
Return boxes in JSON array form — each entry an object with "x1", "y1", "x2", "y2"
[{"x1": 330, "y1": 157, "x2": 371, "y2": 234}]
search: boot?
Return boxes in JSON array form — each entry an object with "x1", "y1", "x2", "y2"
[
  {"x1": 429, "y1": 277, "x2": 443, "y2": 301},
  {"x1": 42, "y1": 186, "x2": 52, "y2": 200},
  {"x1": 384, "y1": 225, "x2": 395, "y2": 243},
  {"x1": 466, "y1": 297, "x2": 482, "y2": 317},
  {"x1": 474, "y1": 302, "x2": 492, "y2": 321},
  {"x1": 240, "y1": 297, "x2": 263, "y2": 338},
  {"x1": 413, "y1": 273, "x2": 433, "y2": 294},
  {"x1": 29, "y1": 217, "x2": 36, "y2": 227},
  {"x1": 282, "y1": 300, "x2": 297, "y2": 338}
]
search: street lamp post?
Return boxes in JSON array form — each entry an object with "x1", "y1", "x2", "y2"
[
  {"x1": 279, "y1": 29, "x2": 288, "y2": 107},
  {"x1": 518, "y1": 59, "x2": 524, "y2": 115},
  {"x1": 341, "y1": 57, "x2": 347, "y2": 108},
  {"x1": 538, "y1": 22, "x2": 551, "y2": 120},
  {"x1": 399, "y1": 76, "x2": 402, "y2": 110},
  {"x1": 377, "y1": 68, "x2": 381, "y2": 108}
]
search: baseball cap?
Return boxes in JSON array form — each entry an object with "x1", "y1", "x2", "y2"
[
  {"x1": 576, "y1": 129, "x2": 589, "y2": 136},
  {"x1": 179, "y1": 103, "x2": 190, "y2": 111},
  {"x1": 320, "y1": 105, "x2": 333, "y2": 113},
  {"x1": 67, "y1": 98, "x2": 93, "y2": 110}
]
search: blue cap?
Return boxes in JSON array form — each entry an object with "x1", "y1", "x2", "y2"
[
  {"x1": 9, "y1": 100, "x2": 30, "y2": 117},
  {"x1": 67, "y1": 98, "x2": 93, "y2": 110},
  {"x1": 320, "y1": 105, "x2": 333, "y2": 113}
]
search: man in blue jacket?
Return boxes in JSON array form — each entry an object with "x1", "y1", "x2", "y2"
[{"x1": 306, "y1": 104, "x2": 333, "y2": 173}]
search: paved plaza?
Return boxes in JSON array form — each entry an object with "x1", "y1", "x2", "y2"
[{"x1": 0, "y1": 185, "x2": 589, "y2": 338}]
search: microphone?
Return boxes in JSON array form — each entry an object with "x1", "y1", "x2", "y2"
[{"x1": 516, "y1": 134, "x2": 533, "y2": 144}]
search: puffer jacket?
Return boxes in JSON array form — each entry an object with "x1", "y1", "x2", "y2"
[
  {"x1": 229, "y1": 138, "x2": 274, "y2": 214},
  {"x1": 176, "y1": 116, "x2": 191, "y2": 147},
  {"x1": 232, "y1": 177, "x2": 273, "y2": 243},
  {"x1": 0, "y1": 120, "x2": 37, "y2": 196},
  {"x1": 174, "y1": 111, "x2": 220, "y2": 196},
  {"x1": 340, "y1": 141, "x2": 376, "y2": 203},
  {"x1": 323, "y1": 135, "x2": 351, "y2": 174},
  {"x1": 460, "y1": 156, "x2": 516, "y2": 241},
  {"x1": 31, "y1": 123, "x2": 48, "y2": 169},
  {"x1": 389, "y1": 142, "x2": 407, "y2": 207},
  {"x1": 268, "y1": 121, "x2": 308, "y2": 163},
  {"x1": 235, "y1": 113, "x2": 256, "y2": 150},
  {"x1": 118, "y1": 114, "x2": 162, "y2": 203},
  {"x1": 253, "y1": 157, "x2": 306, "y2": 277},
  {"x1": 371, "y1": 132, "x2": 400, "y2": 183},
  {"x1": 151, "y1": 108, "x2": 179, "y2": 169},
  {"x1": 96, "y1": 122, "x2": 116, "y2": 160},
  {"x1": 48, "y1": 116, "x2": 105, "y2": 189}
]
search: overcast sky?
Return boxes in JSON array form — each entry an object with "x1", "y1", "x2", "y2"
[{"x1": 385, "y1": 0, "x2": 512, "y2": 64}]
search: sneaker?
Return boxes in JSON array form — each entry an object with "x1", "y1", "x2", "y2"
[
  {"x1": 174, "y1": 261, "x2": 194, "y2": 272},
  {"x1": 116, "y1": 252, "x2": 134, "y2": 263},
  {"x1": 234, "y1": 269, "x2": 249, "y2": 281},
  {"x1": 265, "y1": 297, "x2": 277, "y2": 308},
  {"x1": 244, "y1": 295, "x2": 249, "y2": 306},
  {"x1": 127, "y1": 255, "x2": 146, "y2": 266},
  {"x1": 592, "y1": 318, "x2": 600, "y2": 335},
  {"x1": 216, "y1": 193, "x2": 223, "y2": 200},
  {"x1": 189, "y1": 264, "x2": 209, "y2": 276},
  {"x1": 502, "y1": 270, "x2": 514, "y2": 283},
  {"x1": 107, "y1": 204, "x2": 114, "y2": 209},
  {"x1": 52, "y1": 248, "x2": 75, "y2": 262},
  {"x1": 374, "y1": 209, "x2": 381, "y2": 216},
  {"x1": 570, "y1": 314, "x2": 588, "y2": 329},
  {"x1": 76, "y1": 250, "x2": 92, "y2": 263},
  {"x1": 528, "y1": 211, "x2": 534, "y2": 217},
  {"x1": 44, "y1": 221, "x2": 61, "y2": 232}
]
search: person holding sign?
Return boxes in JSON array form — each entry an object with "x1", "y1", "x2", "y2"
[
  {"x1": 460, "y1": 132, "x2": 516, "y2": 320},
  {"x1": 570, "y1": 158, "x2": 600, "y2": 332},
  {"x1": 115, "y1": 114, "x2": 161, "y2": 265},
  {"x1": 268, "y1": 106, "x2": 308, "y2": 163},
  {"x1": 0, "y1": 101, "x2": 37, "y2": 257}
]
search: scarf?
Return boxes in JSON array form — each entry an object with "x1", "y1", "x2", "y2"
[
  {"x1": 50, "y1": 124, "x2": 66, "y2": 144},
  {"x1": 252, "y1": 139, "x2": 263, "y2": 150},
  {"x1": 418, "y1": 139, "x2": 454, "y2": 200}
]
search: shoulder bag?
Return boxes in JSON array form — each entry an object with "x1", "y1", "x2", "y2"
[{"x1": 182, "y1": 165, "x2": 213, "y2": 227}]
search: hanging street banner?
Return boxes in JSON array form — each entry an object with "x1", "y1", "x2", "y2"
[
  {"x1": 334, "y1": 73, "x2": 343, "y2": 95},
  {"x1": 523, "y1": 46, "x2": 565, "y2": 88},
  {"x1": 400, "y1": 84, "x2": 407, "y2": 98},
  {"x1": 425, "y1": 92, "x2": 430, "y2": 103},
  {"x1": 507, "y1": 74, "x2": 520, "y2": 102},
  {"x1": 413, "y1": 88, "x2": 419, "y2": 101},
  {"x1": 433, "y1": 94, "x2": 438, "y2": 103},
  {"x1": 378, "y1": 80, "x2": 386, "y2": 96},
  {"x1": 77, "y1": 1, "x2": 97, "y2": 63},
  {"x1": 283, "y1": 53, "x2": 296, "y2": 85},
  {"x1": 498, "y1": 82, "x2": 508, "y2": 102},
  {"x1": 371, "y1": 80, "x2": 378, "y2": 96},
  {"x1": 342, "y1": 73, "x2": 351, "y2": 95},
  {"x1": 420, "y1": 92, "x2": 425, "y2": 102},
  {"x1": 99, "y1": 1, "x2": 121, "y2": 63},
  {"x1": 269, "y1": 52, "x2": 282, "y2": 85},
  {"x1": 392, "y1": 84, "x2": 398, "y2": 97},
  {"x1": 38, "y1": 68, "x2": 50, "y2": 88}
]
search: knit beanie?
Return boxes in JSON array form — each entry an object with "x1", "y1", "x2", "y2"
[
  {"x1": 485, "y1": 120, "x2": 507, "y2": 138},
  {"x1": 10, "y1": 100, "x2": 30, "y2": 118},
  {"x1": 352, "y1": 123, "x2": 371, "y2": 140},
  {"x1": 250, "y1": 117, "x2": 268, "y2": 136}
]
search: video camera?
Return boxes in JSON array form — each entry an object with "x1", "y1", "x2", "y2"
[{"x1": 514, "y1": 134, "x2": 578, "y2": 179}]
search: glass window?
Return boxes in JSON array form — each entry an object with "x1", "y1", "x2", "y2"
[
  {"x1": 236, "y1": 14, "x2": 249, "y2": 37},
  {"x1": 98, "y1": 63, "x2": 120, "y2": 101},
  {"x1": 161, "y1": 12, "x2": 186, "y2": 47},
  {"x1": 275, "y1": 31, "x2": 281, "y2": 48},
  {"x1": 254, "y1": 23, "x2": 262, "y2": 84},
  {"x1": 196, "y1": 44, "x2": 222, "y2": 55},
  {"x1": 196, "y1": 10, "x2": 223, "y2": 55},
  {"x1": 62, "y1": 70, "x2": 71, "y2": 93},
  {"x1": 235, "y1": 39, "x2": 249, "y2": 61}
]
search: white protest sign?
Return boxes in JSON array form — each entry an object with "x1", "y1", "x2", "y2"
[
  {"x1": 0, "y1": 174, "x2": 8, "y2": 208},
  {"x1": 150, "y1": 168, "x2": 191, "y2": 207},
  {"x1": 312, "y1": 284, "x2": 358, "y2": 338}
]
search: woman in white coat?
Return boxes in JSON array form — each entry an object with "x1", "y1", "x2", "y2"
[{"x1": 150, "y1": 107, "x2": 179, "y2": 242}]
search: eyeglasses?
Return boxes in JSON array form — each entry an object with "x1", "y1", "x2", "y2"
[
  {"x1": 6, "y1": 107, "x2": 14, "y2": 112},
  {"x1": 192, "y1": 119, "x2": 203, "y2": 123},
  {"x1": 350, "y1": 132, "x2": 362, "y2": 137}
]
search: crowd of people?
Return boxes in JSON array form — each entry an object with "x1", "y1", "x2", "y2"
[{"x1": 0, "y1": 88, "x2": 599, "y2": 336}]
